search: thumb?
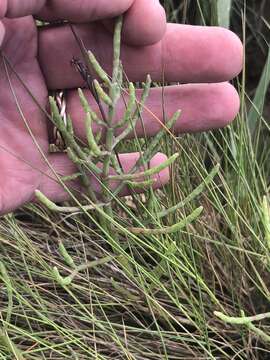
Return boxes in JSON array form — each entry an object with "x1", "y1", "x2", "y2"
[
  {"x1": 0, "y1": 22, "x2": 5, "y2": 46},
  {"x1": 1, "y1": 0, "x2": 46, "y2": 18}
]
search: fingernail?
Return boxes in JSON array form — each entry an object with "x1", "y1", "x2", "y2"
[{"x1": 0, "y1": 22, "x2": 5, "y2": 45}]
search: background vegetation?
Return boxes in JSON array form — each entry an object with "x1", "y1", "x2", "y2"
[{"x1": 0, "y1": 1, "x2": 270, "y2": 359}]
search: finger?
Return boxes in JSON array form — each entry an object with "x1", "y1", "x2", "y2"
[
  {"x1": 38, "y1": 152, "x2": 170, "y2": 203},
  {"x1": 37, "y1": 0, "x2": 166, "y2": 46},
  {"x1": 102, "y1": 0, "x2": 167, "y2": 46},
  {"x1": 38, "y1": 23, "x2": 243, "y2": 90},
  {"x1": 1, "y1": 0, "x2": 45, "y2": 18},
  {"x1": 59, "y1": 82, "x2": 239, "y2": 142},
  {"x1": 36, "y1": 0, "x2": 134, "y2": 23}
]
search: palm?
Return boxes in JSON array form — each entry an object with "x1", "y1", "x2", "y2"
[{"x1": 0, "y1": 16, "x2": 48, "y2": 213}]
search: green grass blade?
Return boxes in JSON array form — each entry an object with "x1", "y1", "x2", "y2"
[
  {"x1": 217, "y1": 0, "x2": 232, "y2": 28},
  {"x1": 248, "y1": 43, "x2": 270, "y2": 135}
]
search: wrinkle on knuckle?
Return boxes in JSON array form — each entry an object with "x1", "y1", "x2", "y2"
[{"x1": 6, "y1": 0, "x2": 46, "y2": 18}]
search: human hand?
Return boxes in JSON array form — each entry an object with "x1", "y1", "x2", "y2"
[{"x1": 0, "y1": 0, "x2": 242, "y2": 214}]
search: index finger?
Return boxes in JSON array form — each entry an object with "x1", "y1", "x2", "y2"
[
  {"x1": 36, "y1": 0, "x2": 166, "y2": 46},
  {"x1": 36, "y1": 0, "x2": 135, "y2": 23},
  {"x1": 1, "y1": 0, "x2": 133, "y2": 19}
]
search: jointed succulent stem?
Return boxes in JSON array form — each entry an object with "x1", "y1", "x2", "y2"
[{"x1": 36, "y1": 15, "x2": 205, "y2": 250}]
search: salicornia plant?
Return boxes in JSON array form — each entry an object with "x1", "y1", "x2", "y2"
[{"x1": 35, "y1": 16, "x2": 203, "y2": 244}]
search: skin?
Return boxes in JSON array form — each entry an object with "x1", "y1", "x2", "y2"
[{"x1": 0, "y1": 0, "x2": 243, "y2": 214}]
